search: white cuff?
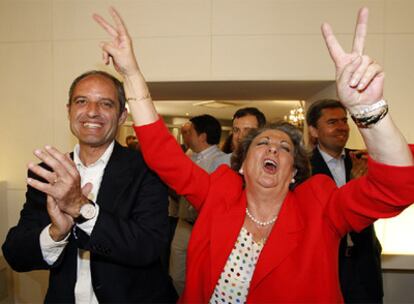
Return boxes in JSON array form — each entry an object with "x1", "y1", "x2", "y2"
[{"x1": 39, "y1": 224, "x2": 70, "y2": 265}]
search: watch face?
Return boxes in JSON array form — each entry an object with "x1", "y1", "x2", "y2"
[{"x1": 80, "y1": 203, "x2": 96, "y2": 220}]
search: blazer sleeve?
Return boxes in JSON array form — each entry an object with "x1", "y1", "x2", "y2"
[
  {"x1": 76, "y1": 164, "x2": 171, "y2": 267},
  {"x1": 2, "y1": 169, "x2": 58, "y2": 272},
  {"x1": 312, "y1": 145, "x2": 414, "y2": 237},
  {"x1": 134, "y1": 118, "x2": 211, "y2": 212}
]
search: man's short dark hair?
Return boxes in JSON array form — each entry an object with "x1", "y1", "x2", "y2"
[
  {"x1": 190, "y1": 114, "x2": 222, "y2": 145},
  {"x1": 306, "y1": 99, "x2": 346, "y2": 128},
  {"x1": 232, "y1": 107, "x2": 266, "y2": 128},
  {"x1": 68, "y1": 70, "x2": 126, "y2": 115}
]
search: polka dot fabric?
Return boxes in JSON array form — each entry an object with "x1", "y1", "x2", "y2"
[{"x1": 210, "y1": 227, "x2": 264, "y2": 304}]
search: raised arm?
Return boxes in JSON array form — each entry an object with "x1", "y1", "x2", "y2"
[
  {"x1": 322, "y1": 7, "x2": 413, "y2": 166},
  {"x1": 93, "y1": 8, "x2": 214, "y2": 210},
  {"x1": 93, "y1": 7, "x2": 158, "y2": 126}
]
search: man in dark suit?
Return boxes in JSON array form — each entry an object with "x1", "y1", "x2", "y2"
[
  {"x1": 2, "y1": 70, "x2": 177, "y2": 303},
  {"x1": 306, "y1": 99, "x2": 383, "y2": 303}
]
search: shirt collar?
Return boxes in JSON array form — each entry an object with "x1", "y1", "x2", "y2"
[
  {"x1": 73, "y1": 141, "x2": 115, "y2": 168},
  {"x1": 317, "y1": 145, "x2": 345, "y2": 163}
]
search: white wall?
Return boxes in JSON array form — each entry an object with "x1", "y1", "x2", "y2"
[{"x1": 1, "y1": 0, "x2": 414, "y2": 302}]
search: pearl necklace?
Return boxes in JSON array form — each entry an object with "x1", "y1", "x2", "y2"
[{"x1": 245, "y1": 208, "x2": 277, "y2": 227}]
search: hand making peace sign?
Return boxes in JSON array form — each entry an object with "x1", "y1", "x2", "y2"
[
  {"x1": 93, "y1": 7, "x2": 140, "y2": 77},
  {"x1": 322, "y1": 7, "x2": 384, "y2": 112}
]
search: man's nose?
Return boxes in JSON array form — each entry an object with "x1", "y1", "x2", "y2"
[
  {"x1": 337, "y1": 121, "x2": 349, "y2": 130},
  {"x1": 86, "y1": 102, "x2": 99, "y2": 116}
]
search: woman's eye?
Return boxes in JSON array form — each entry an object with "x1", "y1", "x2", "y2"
[
  {"x1": 257, "y1": 141, "x2": 268, "y2": 146},
  {"x1": 280, "y1": 145, "x2": 291, "y2": 152}
]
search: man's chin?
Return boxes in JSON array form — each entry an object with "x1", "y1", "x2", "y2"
[{"x1": 79, "y1": 137, "x2": 112, "y2": 149}]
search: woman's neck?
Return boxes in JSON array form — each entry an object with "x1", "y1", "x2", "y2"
[{"x1": 245, "y1": 185, "x2": 288, "y2": 217}]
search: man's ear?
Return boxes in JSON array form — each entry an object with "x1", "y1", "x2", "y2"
[
  {"x1": 308, "y1": 125, "x2": 318, "y2": 139},
  {"x1": 118, "y1": 108, "x2": 128, "y2": 126},
  {"x1": 66, "y1": 103, "x2": 71, "y2": 118},
  {"x1": 199, "y1": 132, "x2": 207, "y2": 143}
]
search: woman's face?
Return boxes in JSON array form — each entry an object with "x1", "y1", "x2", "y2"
[{"x1": 242, "y1": 129, "x2": 295, "y2": 190}]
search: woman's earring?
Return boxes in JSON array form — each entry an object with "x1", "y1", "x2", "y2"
[
  {"x1": 239, "y1": 168, "x2": 244, "y2": 175},
  {"x1": 291, "y1": 169, "x2": 297, "y2": 184}
]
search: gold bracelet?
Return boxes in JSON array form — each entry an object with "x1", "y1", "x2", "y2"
[{"x1": 126, "y1": 93, "x2": 151, "y2": 102}]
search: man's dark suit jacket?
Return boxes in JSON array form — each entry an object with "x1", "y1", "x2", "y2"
[
  {"x1": 310, "y1": 148, "x2": 383, "y2": 303},
  {"x1": 2, "y1": 142, "x2": 177, "y2": 303}
]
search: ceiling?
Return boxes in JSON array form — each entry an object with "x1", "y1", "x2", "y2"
[{"x1": 132, "y1": 80, "x2": 334, "y2": 122}]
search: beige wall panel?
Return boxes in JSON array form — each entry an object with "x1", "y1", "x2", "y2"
[
  {"x1": 53, "y1": 0, "x2": 211, "y2": 40},
  {"x1": 54, "y1": 35, "x2": 211, "y2": 83},
  {"x1": 134, "y1": 36, "x2": 211, "y2": 81},
  {"x1": 0, "y1": 43, "x2": 53, "y2": 189},
  {"x1": 212, "y1": 0, "x2": 384, "y2": 35},
  {"x1": 212, "y1": 34, "x2": 383, "y2": 80},
  {"x1": 212, "y1": 35, "x2": 330, "y2": 80},
  {"x1": 0, "y1": 0, "x2": 52, "y2": 42},
  {"x1": 12, "y1": 271, "x2": 48, "y2": 303},
  {"x1": 385, "y1": 0, "x2": 414, "y2": 34},
  {"x1": 383, "y1": 34, "x2": 414, "y2": 142}
]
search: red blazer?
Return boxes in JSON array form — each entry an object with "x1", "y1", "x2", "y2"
[{"x1": 136, "y1": 119, "x2": 414, "y2": 303}]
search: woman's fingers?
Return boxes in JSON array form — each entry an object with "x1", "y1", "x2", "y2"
[
  {"x1": 339, "y1": 55, "x2": 384, "y2": 93},
  {"x1": 321, "y1": 22, "x2": 345, "y2": 66},
  {"x1": 93, "y1": 13, "x2": 119, "y2": 38},
  {"x1": 357, "y1": 62, "x2": 384, "y2": 91},
  {"x1": 102, "y1": 49, "x2": 110, "y2": 65},
  {"x1": 100, "y1": 41, "x2": 118, "y2": 58},
  {"x1": 352, "y1": 7, "x2": 369, "y2": 55},
  {"x1": 338, "y1": 55, "x2": 362, "y2": 86},
  {"x1": 349, "y1": 55, "x2": 373, "y2": 88},
  {"x1": 109, "y1": 6, "x2": 129, "y2": 36}
]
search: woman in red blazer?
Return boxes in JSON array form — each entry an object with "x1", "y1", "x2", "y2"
[{"x1": 94, "y1": 7, "x2": 414, "y2": 303}]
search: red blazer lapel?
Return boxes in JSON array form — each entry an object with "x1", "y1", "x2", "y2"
[
  {"x1": 249, "y1": 192, "x2": 304, "y2": 291},
  {"x1": 209, "y1": 192, "x2": 247, "y2": 291}
]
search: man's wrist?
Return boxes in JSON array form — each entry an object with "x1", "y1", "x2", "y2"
[
  {"x1": 74, "y1": 199, "x2": 97, "y2": 224},
  {"x1": 49, "y1": 225, "x2": 70, "y2": 242}
]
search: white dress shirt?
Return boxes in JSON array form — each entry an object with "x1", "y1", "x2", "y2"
[
  {"x1": 191, "y1": 145, "x2": 226, "y2": 173},
  {"x1": 39, "y1": 141, "x2": 114, "y2": 303},
  {"x1": 318, "y1": 146, "x2": 346, "y2": 187}
]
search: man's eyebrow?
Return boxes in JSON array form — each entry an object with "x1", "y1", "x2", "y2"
[
  {"x1": 72, "y1": 95, "x2": 87, "y2": 100},
  {"x1": 99, "y1": 98, "x2": 116, "y2": 104}
]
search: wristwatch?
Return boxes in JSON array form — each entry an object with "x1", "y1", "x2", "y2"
[{"x1": 75, "y1": 199, "x2": 97, "y2": 224}]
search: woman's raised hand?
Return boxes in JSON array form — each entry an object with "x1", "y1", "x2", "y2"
[
  {"x1": 322, "y1": 7, "x2": 384, "y2": 112},
  {"x1": 93, "y1": 7, "x2": 140, "y2": 77}
]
